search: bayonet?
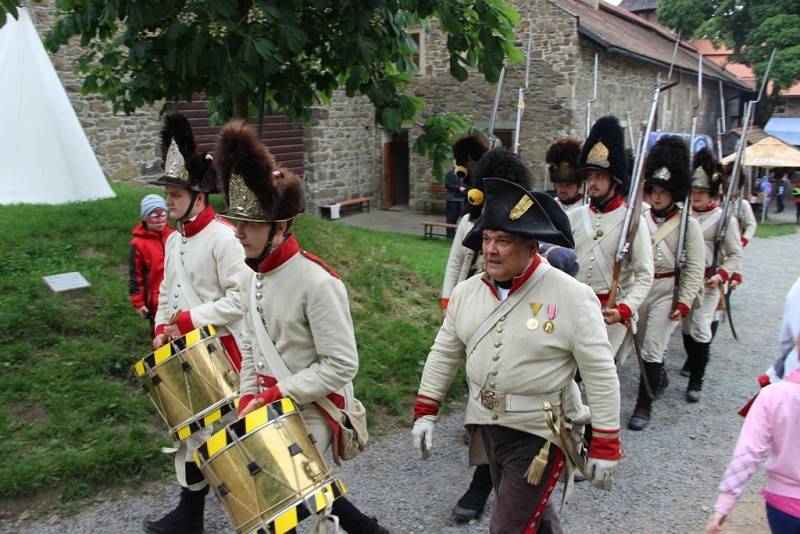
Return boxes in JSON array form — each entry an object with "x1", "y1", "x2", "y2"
[
  {"x1": 488, "y1": 66, "x2": 506, "y2": 148},
  {"x1": 672, "y1": 53, "x2": 702, "y2": 314},
  {"x1": 513, "y1": 29, "x2": 534, "y2": 155},
  {"x1": 711, "y1": 49, "x2": 775, "y2": 341}
]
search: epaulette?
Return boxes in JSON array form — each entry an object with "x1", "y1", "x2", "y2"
[
  {"x1": 214, "y1": 215, "x2": 236, "y2": 229},
  {"x1": 301, "y1": 250, "x2": 340, "y2": 279}
]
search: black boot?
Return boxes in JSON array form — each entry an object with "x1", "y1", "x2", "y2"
[
  {"x1": 332, "y1": 497, "x2": 389, "y2": 533},
  {"x1": 686, "y1": 340, "x2": 710, "y2": 403},
  {"x1": 453, "y1": 464, "x2": 493, "y2": 522},
  {"x1": 628, "y1": 362, "x2": 663, "y2": 431},
  {"x1": 143, "y1": 486, "x2": 208, "y2": 534},
  {"x1": 680, "y1": 334, "x2": 693, "y2": 377}
]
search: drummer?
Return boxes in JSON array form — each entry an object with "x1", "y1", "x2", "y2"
[
  {"x1": 144, "y1": 113, "x2": 247, "y2": 534},
  {"x1": 216, "y1": 120, "x2": 389, "y2": 534}
]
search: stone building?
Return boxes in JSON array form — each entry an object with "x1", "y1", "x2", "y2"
[{"x1": 24, "y1": 0, "x2": 751, "y2": 214}]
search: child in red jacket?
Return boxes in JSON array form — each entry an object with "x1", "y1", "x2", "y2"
[{"x1": 129, "y1": 194, "x2": 173, "y2": 333}]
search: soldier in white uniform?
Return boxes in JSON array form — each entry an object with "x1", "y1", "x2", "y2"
[
  {"x1": 628, "y1": 136, "x2": 705, "y2": 431},
  {"x1": 412, "y1": 175, "x2": 621, "y2": 534},
  {"x1": 567, "y1": 116, "x2": 653, "y2": 362},
  {"x1": 681, "y1": 148, "x2": 743, "y2": 402},
  {"x1": 441, "y1": 134, "x2": 491, "y2": 313},
  {"x1": 144, "y1": 114, "x2": 246, "y2": 534},
  {"x1": 546, "y1": 137, "x2": 585, "y2": 213},
  {"x1": 216, "y1": 121, "x2": 388, "y2": 534}
]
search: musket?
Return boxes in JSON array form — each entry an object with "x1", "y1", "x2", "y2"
[
  {"x1": 672, "y1": 53, "x2": 703, "y2": 314},
  {"x1": 607, "y1": 41, "x2": 680, "y2": 397},
  {"x1": 583, "y1": 54, "x2": 600, "y2": 204},
  {"x1": 711, "y1": 49, "x2": 775, "y2": 341},
  {"x1": 488, "y1": 66, "x2": 506, "y2": 148},
  {"x1": 711, "y1": 49, "x2": 775, "y2": 275},
  {"x1": 586, "y1": 53, "x2": 599, "y2": 137},
  {"x1": 512, "y1": 30, "x2": 534, "y2": 155}
]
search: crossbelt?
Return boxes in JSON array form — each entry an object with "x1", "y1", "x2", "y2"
[{"x1": 469, "y1": 380, "x2": 563, "y2": 413}]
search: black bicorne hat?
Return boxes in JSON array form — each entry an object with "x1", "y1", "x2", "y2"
[
  {"x1": 462, "y1": 178, "x2": 574, "y2": 251},
  {"x1": 579, "y1": 115, "x2": 629, "y2": 188},
  {"x1": 644, "y1": 135, "x2": 691, "y2": 200}
]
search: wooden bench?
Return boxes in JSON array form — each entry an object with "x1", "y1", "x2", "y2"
[
  {"x1": 319, "y1": 196, "x2": 372, "y2": 219},
  {"x1": 423, "y1": 221, "x2": 457, "y2": 239}
]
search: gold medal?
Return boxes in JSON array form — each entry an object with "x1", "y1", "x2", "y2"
[
  {"x1": 544, "y1": 320, "x2": 555, "y2": 334},
  {"x1": 593, "y1": 229, "x2": 604, "y2": 240},
  {"x1": 527, "y1": 318, "x2": 539, "y2": 331}
]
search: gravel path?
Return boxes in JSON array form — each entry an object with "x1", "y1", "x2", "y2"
[{"x1": 6, "y1": 230, "x2": 799, "y2": 534}]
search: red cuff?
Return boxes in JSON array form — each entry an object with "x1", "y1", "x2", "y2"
[
  {"x1": 717, "y1": 269, "x2": 730, "y2": 283},
  {"x1": 176, "y1": 310, "x2": 194, "y2": 335},
  {"x1": 731, "y1": 273, "x2": 743, "y2": 284},
  {"x1": 413, "y1": 394, "x2": 440, "y2": 421},
  {"x1": 617, "y1": 303, "x2": 633, "y2": 324},
  {"x1": 741, "y1": 237, "x2": 749, "y2": 247},
  {"x1": 256, "y1": 386, "x2": 283, "y2": 406},
  {"x1": 237, "y1": 394, "x2": 255, "y2": 416},
  {"x1": 130, "y1": 295, "x2": 145, "y2": 308},
  {"x1": 676, "y1": 302, "x2": 690, "y2": 317},
  {"x1": 439, "y1": 298, "x2": 449, "y2": 310},
  {"x1": 154, "y1": 323, "x2": 166, "y2": 336},
  {"x1": 587, "y1": 428, "x2": 621, "y2": 461}
]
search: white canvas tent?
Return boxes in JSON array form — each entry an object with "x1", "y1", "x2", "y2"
[{"x1": 0, "y1": 8, "x2": 114, "y2": 204}]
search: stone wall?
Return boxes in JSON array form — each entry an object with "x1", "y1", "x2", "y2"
[
  {"x1": 304, "y1": 92, "x2": 382, "y2": 213},
  {"x1": 25, "y1": 1, "x2": 163, "y2": 183},
  {"x1": 405, "y1": 0, "x2": 580, "y2": 206},
  {"x1": 775, "y1": 97, "x2": 800, "y2": 118},
  {"x1": 574, "y1": 40, "x2": 731, "y2": 153}
]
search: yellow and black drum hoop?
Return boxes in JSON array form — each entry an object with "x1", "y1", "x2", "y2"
[
  {"x1": 132, "y1": 325, "x2": 218, "y2": 378},
  {"x1": 172, "y1": 396, "x2": 239, "y2": 442},
  {"x1": 248, "y1": 479, "x2": 347, "y2": 534},
  {"x1": 194, "y1": 398, "x2": 302, "y2": 465}
]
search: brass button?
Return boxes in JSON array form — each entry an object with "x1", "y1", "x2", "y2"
[
  {"x1": 256, "y1": 292, "x2": 262, "y2": 300},
  {"x1": 492, "y1": 356, "x2": 500, "y2": 361},
  {"x1": 499, "y1": 315, "x2": 506, "y2": 322},
  {"x1": 492, "y1": 414, "x2": 499, "y2": 420},
  {"x1": 256, "y1": 282, "x2": 263, "y2": 290},
  {"x1": 494, "y1": 341, "x2": 502, "y2": 348},
  {"x1": 489, "y1": 382, "x2": 496, "y2": 388}
]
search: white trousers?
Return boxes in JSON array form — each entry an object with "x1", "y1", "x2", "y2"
[
  {"x1": 682, "y1": 286, "x2": 720, "y2": 343},
  {"x1": 635, "y1": 278, "x2": 680, "y2": 364}
]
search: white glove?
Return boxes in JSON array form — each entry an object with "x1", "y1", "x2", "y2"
[
  {"x1": 411, "y1": 415, "x2": 436, "y2": 460},
  {"x1": 586, "y1": 457, "x2": 618, "y2": 490}
]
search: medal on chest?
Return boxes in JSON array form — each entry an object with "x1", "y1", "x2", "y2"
[
  {"x1": 527, "y1": 302, "x2": 543, "y2": 331},
  {"x1": 543, "y1": 304, "x2": 558, "y2": 334}
]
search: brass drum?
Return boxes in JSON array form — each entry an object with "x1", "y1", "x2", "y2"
[
  {"x1": 194, "y1": 398, "x2": 347, "y2": 534},
  {"x1": 133, "y1": 325, "x2": 240, "y2": 441}
]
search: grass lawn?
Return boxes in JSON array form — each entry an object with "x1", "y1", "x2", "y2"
[
  {"x1": 0, "y1": 182, "x2": 456, "y2": 503},
  {"x1": 755, "y1": 223, "x2": 798, "y2": 239}
]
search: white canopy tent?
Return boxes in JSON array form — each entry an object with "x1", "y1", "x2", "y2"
[{"x1": 0, "y1": 8, "x2": 114, "y2": 204}]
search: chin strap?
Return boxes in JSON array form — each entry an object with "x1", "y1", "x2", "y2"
[{"x1": 176, "y1": 190, "x2": 202, "y2": 231}]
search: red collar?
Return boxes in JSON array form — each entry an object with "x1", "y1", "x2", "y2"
[
  {"x1": 249, "y1": 234, "x2": 301, "y2": 273},
  {"x1": 649, "y1": 205, "x2": 680, "y2": 222},
  {"x1": 589, "y1": 195, "x2": 624, "y2": 213},
  {"x1": 695, "y1": 202, "x2": 718, "y2": 214},
  {"x1": 181, "y1": 205, "x2": 217, "y2": 237},
  {"x1": 482, "y1": 254, "x2": 542, "y2": 300}
]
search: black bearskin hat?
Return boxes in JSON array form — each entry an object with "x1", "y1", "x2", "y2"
[
  {"x1": 546, "y1": 137, "x2": 583, "y2": 184},
  {"x1": 644, "y1": 135, "x2": 691, "y2": 200},
  {"x1": 216, "y1": 120, "x2": 304, "y2": 222},
  {"x1": 691, "y1": 148, "x2": 723, "y2": 198},
  {"x1": 453, "y1": 133, "x2": 490, "y2": 179},
  {"x1": 579, "y1": 115, "x2": 629, "y2": 188},
  {"x1": 151, "y1": 113, "x2": 217, "y2": 193}
]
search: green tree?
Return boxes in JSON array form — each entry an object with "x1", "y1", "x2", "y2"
[
  {"x1": 46, "y1": 1, "x2": 521, "y2": 179},
  {"x1": 656, "y1": 0, "x2": 800, "y2": 124},
  {"x1": 0, "y1": 1, "x2": 21, "y2": 26}
]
